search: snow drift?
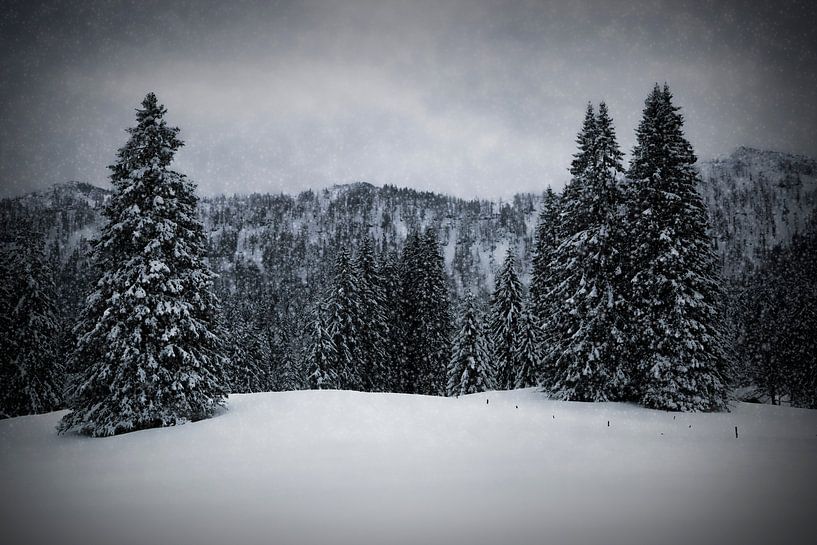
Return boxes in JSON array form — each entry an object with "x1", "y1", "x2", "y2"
[{"x1": 1, "y1": 389, "x2": 815, "y2": 545}]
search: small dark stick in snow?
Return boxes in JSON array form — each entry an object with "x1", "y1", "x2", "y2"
[
  {"x1": 607, "y1": 420, "x2": 610, "y2": 427},
  {"x1": 735, "y1": 426, "x2": 739, "y2": 438},
  {"x1": 486, "y1": 399, "x2": 489, "y2": 405}
]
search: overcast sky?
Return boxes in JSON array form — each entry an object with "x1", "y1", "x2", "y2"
[{"x1": 1, "y1": 0, "x2": 816, "y2": 199}]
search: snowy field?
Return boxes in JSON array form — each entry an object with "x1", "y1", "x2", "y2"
[{"x1": 1, "y1": 389, "x2": 816, "y2": 545}]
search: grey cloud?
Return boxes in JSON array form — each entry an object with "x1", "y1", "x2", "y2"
[{"x1": 1, "y1": 0, "x2": 816, "y2": 198}]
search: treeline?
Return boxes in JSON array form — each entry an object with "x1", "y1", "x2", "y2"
[
  {"x1": 0, "y1": 228, "x2": 63, "y2": 418},
  {"x1": 2, "y1": 87, "x2": 816, "y2": 434},
  {"x1": 306, "y1": 233, "x2": 451, "y2": 394},
  {"x1": 299, "y1": 86, "x2": 740, "y2": 411},
  {"x1": 737, "y1": 223, "x2": 817, "y2": 407}
]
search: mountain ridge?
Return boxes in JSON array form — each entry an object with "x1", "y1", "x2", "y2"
[{"x1": 3, "y1": 146, "x2": 815, "y2": 289}]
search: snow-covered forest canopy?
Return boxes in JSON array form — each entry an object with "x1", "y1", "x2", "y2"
[{"x1": 1, "y1": 87, "x2": 816, "y2": 431}]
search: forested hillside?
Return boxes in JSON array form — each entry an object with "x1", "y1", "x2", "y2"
[
  {"x1": 700, "y1": 147, "x2": 817, "y2": 278},
  {"x1": 2, "y1": 146, "x2": 815, "y2": 396}
]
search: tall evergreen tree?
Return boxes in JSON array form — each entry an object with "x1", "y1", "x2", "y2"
[
  {"x1": 396, "y1": 232, "x2": 424, "y2": 393},
  {"x1": 488, "y1": 247, "x2": 525, "y2": 390},
  {"x1": 625, "y1": 84, "x2": 728, "y2": 411},
  {"x1": 420, "y1": 229, "x2": 453, "y2": 394},
  {"x1": 0, "y1": 232, "x2": 63, "y2": 418},
  {"x1": 530, "y1": 187, "x2": 560, "y2": 324},
  {"x1": 557, "y1": 103, "x2": 598, "y2": 239},
  {"x1": 378, "y1": 249, "x2": 403, "y2": 391},
  {"x1": 59, "y1": 93, "x2": 228, "y2": 436},
  {"x1": 514, "y1": 305, "x2": 543, "y2": 389},
  {"x1": 397, "y1": 230, "x2": 452, "y2": 395},
  {"x1": 446, "y1": 292, "x2": 494, "y2": 396},
  {"x1": 306, "y1": 303, "x2": 339, "y2": 389},
  {"x1": 355, "y1": 237, "x2": 388, "y2": 391},
  {"x1": 545, "y1": 102, "x2": 628, "y2": 402},
  {"x1": 325, "y1": 248, "x2": 363, "y2": 390}
]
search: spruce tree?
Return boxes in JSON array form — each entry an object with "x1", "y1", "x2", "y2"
[
  {"x1": 557, "y1": 103, "x2": 597, "y2": 239},
  {"x1": 625, "y1": 84, "x2": 728, "y2": 411},
  {"x1": 355, "y1": 237, "x2": 388, "y2": 391},
  {"x1": 396, "y1": 232, "x2": 424, "y2": 393},
  {"x1": 378, "y1": 249, "x2": 403, "y2": 391},
  {"x1": 546, "y1": 102, "x2": 628, "y2": 402},
  {"x1": 397, "y1": 230, "x2": 452, "y2": 395},
  {"x1": 59, "y1": 93, "x2": 228, "y2": 436},
  {"x1": 0, "y1": 232, "x2": 62, "y2": 418},
  {"x1": 514, "y1": 305, "x2": 543, "y2": 389},
  {"x1": 446, "y1": 292, "x2": 494, "y2": 396},
  {"x1": 530, "y1": 187, "x2": 560, "y2": 324},
  {"x1": 488, "y1": 247, "x2": 525, "y2": 390},
  {"x1": 420, "y1": 229, "x2": 453, "y2": 395},
  {"x1": 325, "y1": 248, "x2": 363, "y2": 390},
  {"x1": 306, "y1": 303, "x2": 339, "y2": 389}
]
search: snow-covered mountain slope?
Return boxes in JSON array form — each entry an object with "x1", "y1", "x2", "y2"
[
  {"x1": 1, "y1": 389, "x2": 815, "y2": 545},
  {"x1": 16, "y1": 180, "x2": 110, "y2": 210},
  {"x1": 0, "y1": 180, "x2": 107, "y2": 250},
  {"x1": 3, "y1": 147, "x2": 815, "y2": 293},
  {"x1": 700, "y1": 147, "x2": 817, "y2": 278}
]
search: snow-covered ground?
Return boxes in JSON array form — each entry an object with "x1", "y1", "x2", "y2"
[{"x1": 1, "y1": 389, "x2": 815, "y2": 545}]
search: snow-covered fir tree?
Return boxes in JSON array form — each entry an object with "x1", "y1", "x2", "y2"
[
  {"x1": 355, "y1": 237, "x2": 388, "y2": 391},
  {"x1": 325, "y1": 248, "x2": 363, "y2": 390},
  {"x1": 420, "y1": 229, "x2": 453, "y2": 394},
  {"x1": 530, "y1": 187, "x2": 560, "y2": 325},
  {"x1": 222, "y1": 304, "x2": 269, "y2": 394},
  {"x1": 546, "y1": 102, "x2": 629, "y2": 402},
  {"x1": 0, "y1": 231, "x2": 62, "y2": 418},
  {"x1": 557, "y1": 103, "x2": 598, "y2": 239},
  {"x1": 446, "y1": 292, "x2": 494, "y2": 396},
  {"x1": 306, "y1": 303, "x2": 339, "y2": 389},
  {"x1": 377, "y1": 249, "x2": 403, "y2": 391},
  {"x1": 59, "y1": 93, "x2": 228, "y2": 436},
  {"x1": 488, "y1": 247, "x2": 525, "y2": 390},
  {"x1": 514, "y1": 305, "x2": 543, "y2": 389},
  {"x1": 395, "y1": 233, "x2": 423, "y2": 393},
  {"x1": 397, "y1": 230, "x2": 452, "y2": 395},
  {"x1": 258, "y1": 295, "x2": 307, "y2": 393},
  {"x1": 625, "y1": 84, "x2": 728, "y2": 411}
]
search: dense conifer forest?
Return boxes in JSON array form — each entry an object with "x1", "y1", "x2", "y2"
[{"x1": 2, "y1": 88, "x2": 816, "y2": 429}]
